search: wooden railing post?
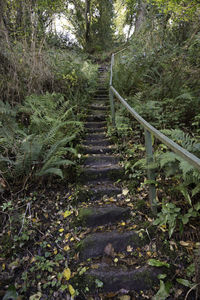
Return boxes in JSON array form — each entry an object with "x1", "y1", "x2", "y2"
[
  {"x1": 109, "y1": 87, "x2": 116, "y2": 127},
  {"x1": 109, "y1": 53, "x2": 116, "y2": 127},
  {"x1": 144, "y1": 129, "x2": 157, "y2": 214}
]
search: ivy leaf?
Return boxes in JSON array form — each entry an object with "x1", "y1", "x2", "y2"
[
  {"x1": 148, "y1": 259, "x2": 170, "y2": 268},
  {"x1": 63, "y1": 268, "x2": 71, "y2": 280}
]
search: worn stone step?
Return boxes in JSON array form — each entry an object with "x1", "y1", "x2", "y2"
[
  {"x1": 89, "y1": 105, "x2": 109, "y2": 111},
  {"x1": 86, "y1": 265, "x2": 160, "y2": 293},
  {"x1": 83, "y1": 138, "x2": 111, "y2": 147},
  {"x1": 84, "y1": 155, "x2": 120, "y2": 166},
  {"x1": 93, "y1": 96, "x2": 109, "y2": 105},
  {"x1": 78, "y1": 231, "x2": 143, "y2": 260},
  {"x1": 80, "y1": 164, "x2": 123, "y2": 181},
  {"x1": 79, "y1": 182, "x2": 121, "y2": 200},
  {"x1": 85, "y1": 115, "x2": 106, "y2": 122},
  {"x1": 82, "y1": 145, "x2": 116, "y2": 154},
  {"x1": 89, "y1": 110, "x2": 107, "y2": 117},
  {"x1": 85, "y1": 121, "x2": 107, "y2": 129},
  {"x1": 86, "y1": 127, "x2": 106, "y2": 133},
  {"x1": 85, "y1": 133, "x2": 107, "y2": 140},
  {"x1": 78, "y1": 206, "x2": 130, "y2": 227}
]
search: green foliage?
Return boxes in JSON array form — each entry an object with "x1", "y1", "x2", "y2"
[
  {"x1": 0, "y1": 91, "x2": 84, "y2": 190},
  {"x1": 113, "y1": 19, "x2": 200, "y2": 130}
]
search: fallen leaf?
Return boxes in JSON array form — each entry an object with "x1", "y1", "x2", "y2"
[
  {"x1": 118, "y1": 296, "x2": 131, "y2": 300},
  {"x1": 127, "y1": 245, "x2": 133, "y2": 252},
  {"x1": 64, "y1": 245, "x2": 70, "y2": 251},
  {"x1": 63, "y1": 210, "x2": 73, "y2": 218},
  {"x1": 104, "y1": 243, "x2": 115, "y2": 257},
  {"x1": 59, "y1": 228, "x2": 64, "y2": 233},
  {"x1": 122, "y1": 188, "x2": 129, "y2": 196},
  {"x1": 29, "y1": 292, "x2": 42, "y2": 300},
  {"x1": 63, "y1": 268, "x2": 71, "y2": 281},
  {"x1": 68, "y1": 284, "x2": 75, "y2": 296}
]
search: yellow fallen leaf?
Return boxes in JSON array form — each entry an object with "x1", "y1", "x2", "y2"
[
  {"x1": 64, "y1": 245, "x2": 70, "y2": 251},
  {"x1": 122, "y1": 188, "x2": 129, "y2": 196},
  {"x1": 31, "y1": 257, "x2": 36, "y2": 263},
  {"x1": 127, "y1": 245, "x2": 133, "y2": 252},
  {"x1": 65, "y1": 233, "x2": 71, "y2": 240},
  {"x1": 68, "y1": 284, "x2": 75, "y2": 296},
  {"x1": 146, "y1": 251, "x2": 151, "y2": 257},
  {"x1": 47, "y1": 244, "x2": 51, "y2": 248},
  {"x1": 114, "y1": 258, "x2": 118, "y2": 263},
  {"x1": 59, "y1": 228, "x2": 64, "y2": 232},
  {"x1": 63, "y1": 210, "x2": 72, "y2": 218},
  {"x1": 120, "y1": 222, "x2": 126, "y2": 226},
  {"x1": 63, "y1": 268, "x2": 71, "y2": 280},
  {"x1": 53, "y1": 248, "x2": 58, "y2": 255},
  {"x1": 2, "y1": 263, "x2": 5, "y2": 270}
]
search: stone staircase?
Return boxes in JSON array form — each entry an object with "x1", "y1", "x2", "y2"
[{"x1": 76, "y1": 66, "x2": 162, "y2": 298}]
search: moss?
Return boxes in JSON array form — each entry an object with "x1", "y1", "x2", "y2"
[{"x1": 78, "y1": 208, "x2": 93, "y2": 226}]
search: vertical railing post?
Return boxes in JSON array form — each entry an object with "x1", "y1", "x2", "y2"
[
  {"x1": 144, "y1": 129, "x2": 157, "y2": 214},
  {"x1": 109, "y1": 88, "x2": 116, "y2": 127},
  {"x1": 109, "y1": 54, "x2": 116, "y2": 127}
]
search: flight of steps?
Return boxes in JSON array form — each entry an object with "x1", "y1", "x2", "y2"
[{"x1": 76, "y1": 66, "x2": 161, "y2": 298}]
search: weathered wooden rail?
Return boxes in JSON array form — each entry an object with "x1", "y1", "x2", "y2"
[{"x1": 109, "y1": 51, "x2": 200, "y2": 213}]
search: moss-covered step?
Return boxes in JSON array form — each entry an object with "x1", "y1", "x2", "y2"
[
  {"x1": 78, "y1": 206, "x2": 130, "y2": 227},
  {"x1": 84, "y1": 121, "x2": 107, "y2": 129},
  {"x1": 78, "y1": 181, "x2": 121, "y2": 200},
  {"x1": 80, "y1": 164, "x2": 123, "y2": 181},
  {"x1": 84, "y1": 155, "x2": 120, "y2": 166},
  {"x1": 85, "y1": 265, "x2": 160, "y2": 293},
  {"x1": 81, "y1": 145, "x2": 116, "y2": 154},
  {"x1": 78, "y1": 231, "x2": 144, "y2": 260}
]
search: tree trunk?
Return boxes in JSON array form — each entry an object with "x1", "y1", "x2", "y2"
[
  {"x1": 135, "y1": 0, "x2": 147, "y2": 33},
  {"x1": 85, "y1": 0, "x2": 91, "y2": 48}
]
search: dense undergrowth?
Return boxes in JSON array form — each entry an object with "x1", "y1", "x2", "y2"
[
  {"x1": 0, "y1": 41, "x2": 97, "y2": 192},
  {"x1": 108, "y1": 18, "x2": 200, "y2": 298}
]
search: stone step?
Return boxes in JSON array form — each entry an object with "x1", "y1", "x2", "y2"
[
  {"x1": 80, "y1": 164, "x2": 123, "y2": 181},
  {"x1": 86, "y1": 265, "x2": 160, "y2": 293},
  {"x1": 78, "y1": 205, "x2": 130, "y2": 227},
  {"x1": 83, "y1": 138, "x2": 111, "y2": 147},
  {"x1": 82, "y1": 145, "x2": 116, "y2": 154},
  {"x1": 89, "y1": 105, "x2": 109, "y2": 111},
  {"x1": 86, "y1": 127, "x2": 106, "y2": 133},
  {"x1": 88, "y1": 110, "x2": 107, "y2": 116},
  {"x1": 85, "y1": 121, "x2": 107, "y2": 129},
  {"x1": 78, "y1": 231, "x2": 143, "y2": 260},
  {"x1": 79, "y1": 181, "x2": 121, "y2": 200},
  {"x1": 85, "y1": 115, "x2": 106, "y2": 122},
  {"x1": 84, "y1": 155, "x2": 120, "y2": 166},
  {"x1": 85, "y1": 133, "x2": 107, "y2": 140}
]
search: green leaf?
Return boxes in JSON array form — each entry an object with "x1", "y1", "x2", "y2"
[
  {"x1": 95, "y1": 279, "x2": 104, "y2": 288},
  {"x1": 3, "y1": 285, "x2": 18, "y2": 300},
  {"x1": 148, "y1": 259, "x2": 170, "y2": 268},
  {"x1": 176, "y1": 278, "x2": 194, "y2": 288},
  {"x1": 37, "y1": 167, "x2": 63, "y2": 178},
  {"x1": 158, "y1": 274, "x2": 167, "y2": 280},
  {"x1": 152, "y1": 280, "x2": 170, "y2": 300}
]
